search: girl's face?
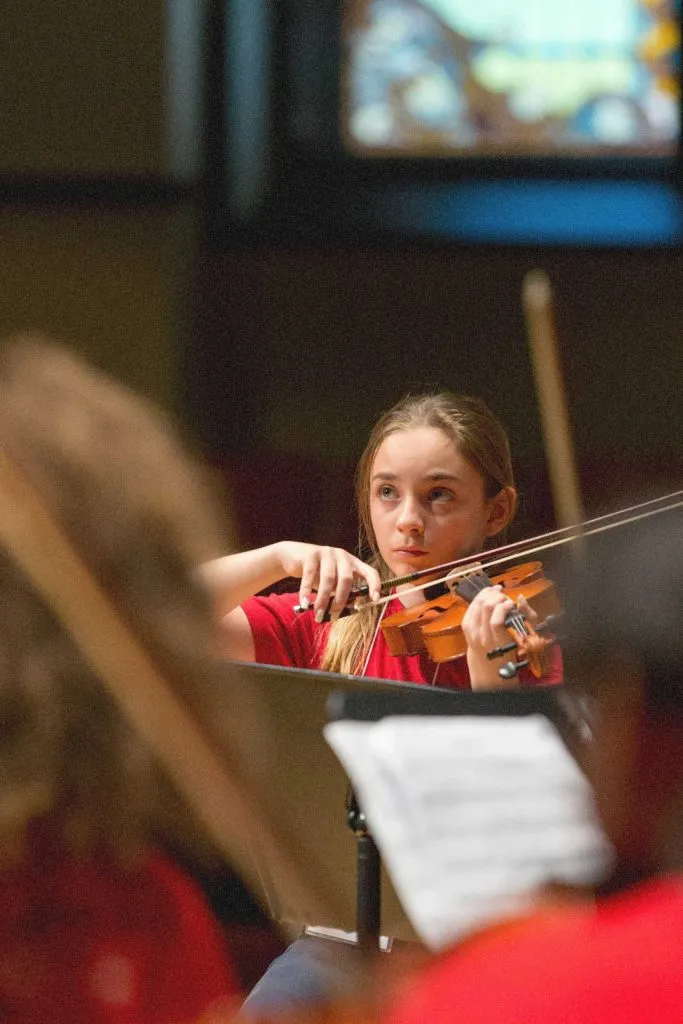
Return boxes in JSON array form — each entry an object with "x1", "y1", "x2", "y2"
[{"x1": 368, "y1": 426, "x2": 513, "y2": 585}]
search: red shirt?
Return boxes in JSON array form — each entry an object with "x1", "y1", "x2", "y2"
[
  {"x1": 242, "y1": 591, "x2": 563, "y2": 687},
  {"x1": 0, "y1": 824, "x2": 240, "y2": 1023},
  {"x1": 385, "y1": 877, "x2": 683, "y2": 1024}
]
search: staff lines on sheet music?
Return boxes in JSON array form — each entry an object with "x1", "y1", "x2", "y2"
[
  {"x1": 415, "y1": 802, "x2": 592, "y2": 836},
  {"x1": 416, "y1": 784, "x2": 589, "y2": 813},
  {"x1": 410, "y1": 772, "x2": 585, "y2": 799}
]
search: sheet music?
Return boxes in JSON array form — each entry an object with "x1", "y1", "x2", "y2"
[{"x1": 324, "y1": 714, "x2": 613, "y2": 950}]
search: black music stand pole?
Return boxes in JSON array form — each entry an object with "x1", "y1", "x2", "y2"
[{"x1": 347, "y1": 791, "x2": 381, "y2": 952}]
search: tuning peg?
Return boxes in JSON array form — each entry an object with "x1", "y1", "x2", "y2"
[
  {"x1": 498, "y1": 659, "x2": 530, "y2": 680},
  {"x1": 487, "y1": 640, "x2": 519, "y2": 660}
]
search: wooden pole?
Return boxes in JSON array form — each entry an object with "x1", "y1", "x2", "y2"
[{"x1": 523, "y1": 269, "x2": 585, "y2": 529}]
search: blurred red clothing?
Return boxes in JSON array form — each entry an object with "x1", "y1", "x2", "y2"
[
  {"x1": 0, "y1": 821, "x2": 241, "y2": 1023},
  {"x1": 386, "y1": 877, "x2": 683, "y2": 1024}
]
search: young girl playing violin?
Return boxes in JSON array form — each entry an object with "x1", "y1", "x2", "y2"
[
  {"x1": 201, "y1": 392, "x2": 563, "y2": 1020},
  {"x1": 203, "y1": 391, "x2": 562, "y2": 690}
]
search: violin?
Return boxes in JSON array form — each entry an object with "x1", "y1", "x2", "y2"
[{"x1": 380, "y1": 560, "x2": 562, "y2": 678}]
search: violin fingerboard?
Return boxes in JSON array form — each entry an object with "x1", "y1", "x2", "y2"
[{"x1": 454, "y1": 572, "x2": 493, "y2": 604}]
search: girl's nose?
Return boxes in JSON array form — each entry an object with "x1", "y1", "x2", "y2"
[{"x1": 396, "y1": 499, "x2": 424, "y2": 533}]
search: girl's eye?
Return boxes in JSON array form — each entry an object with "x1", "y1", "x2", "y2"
[
  {"x1": 429, "y1": 487, "x2": 454, "y2": 503},
  {"x1": 378, "y1": 484, "x2": 398, "y2": 500}
]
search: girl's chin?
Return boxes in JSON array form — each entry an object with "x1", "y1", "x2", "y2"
[{"x1": 386, "y1": 553, "x2": 434, "y2": 576}]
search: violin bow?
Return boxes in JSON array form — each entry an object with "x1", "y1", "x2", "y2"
[{"x1": 522, "y1": 268, "x2": 585, "y2": 530}]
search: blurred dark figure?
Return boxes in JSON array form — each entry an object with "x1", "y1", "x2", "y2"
[
  {"x1": 0, "y1": 334, "x2": 245, "y2": 1023},
  {"x1": 384, "y1": 505, "x2": 683, "y2": 1023}
]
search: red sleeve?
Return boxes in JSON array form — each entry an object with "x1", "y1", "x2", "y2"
[{"x1": 242, "y1": 591, "x2": 328, "y2": 668}]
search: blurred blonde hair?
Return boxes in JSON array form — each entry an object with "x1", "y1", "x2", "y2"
[{"x1": 320, "y1": 392, "x2": 516, "y2": 675}]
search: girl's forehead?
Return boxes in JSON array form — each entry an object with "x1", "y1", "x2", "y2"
[{"x1": 372, "y1": 426, "x2": 462, "y2": 466}]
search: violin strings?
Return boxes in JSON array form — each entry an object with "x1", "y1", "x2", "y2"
[{"x1": 362, "y1": 494, "x2": 683, "y2": 612}]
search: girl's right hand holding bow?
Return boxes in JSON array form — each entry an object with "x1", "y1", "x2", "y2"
[
  {"x1": 198, "y1": 541, "x2": 382, "y2": 660},
  {"x1": 285, "y1": 542, "x2": 382, "y2": 623}
]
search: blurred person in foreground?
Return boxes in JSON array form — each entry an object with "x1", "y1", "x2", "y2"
[
  {"x1": 0, "y1": 334, "x2": 242, "y2": 1022},
  {"x1": 383, "y1": 507, "x2": 683, "y2": 1023}
]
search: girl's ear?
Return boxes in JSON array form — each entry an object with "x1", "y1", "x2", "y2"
[{"x1": 484, "y1": 486, "x2": 517, "y2": 537}]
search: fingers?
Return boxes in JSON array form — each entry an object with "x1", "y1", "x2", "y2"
[
  {"x1": 298, "y1": 548, "x2": 321, "y2": 611},
  {"x1": 330, "y1": 557, "x2": 382, "y2": 620},
  {"x1": 461, "y1": 585, "x2": 516, "y2": 653},
  {"x1": 298, "y1": 547, "x2": 381, "y2": 622},
  {"x1": 314, "y1": 546, "x2": 347, "y2": 622},
  {"x1": 327, "y1": 557, "x2": 358, "y2": 621},
  {"x1": 516, "y1": 594, "x2": 538, "y2": 624},
  {"x1": 352, "y1": 559, "x2": 382, "y2": 605},
  {"x1": 298, "y1": 547, "x2": 332, "y2": 617},
  {"x1": 462, "y1": 587, "x2": 539, "y2": 654}
]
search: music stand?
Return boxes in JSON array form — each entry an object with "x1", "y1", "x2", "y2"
[
  {"x1": 212, "y1": 661, "x2": 578, "y2": 949},
  {"x1": 326, "y1": 683, "x2": 582, "y2": 950}
]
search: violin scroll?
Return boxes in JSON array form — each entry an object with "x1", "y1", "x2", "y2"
[
  {"x1": 492, "y1": 610, "x2": 561, "y2": 680},
  {"x1": 488, "y1": 611, "x2": 562, "y2": 680}
]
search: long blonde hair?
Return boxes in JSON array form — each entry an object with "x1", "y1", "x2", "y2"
[{"x1": 320, "y1": 393, "x2": 516, "y2": 675}]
